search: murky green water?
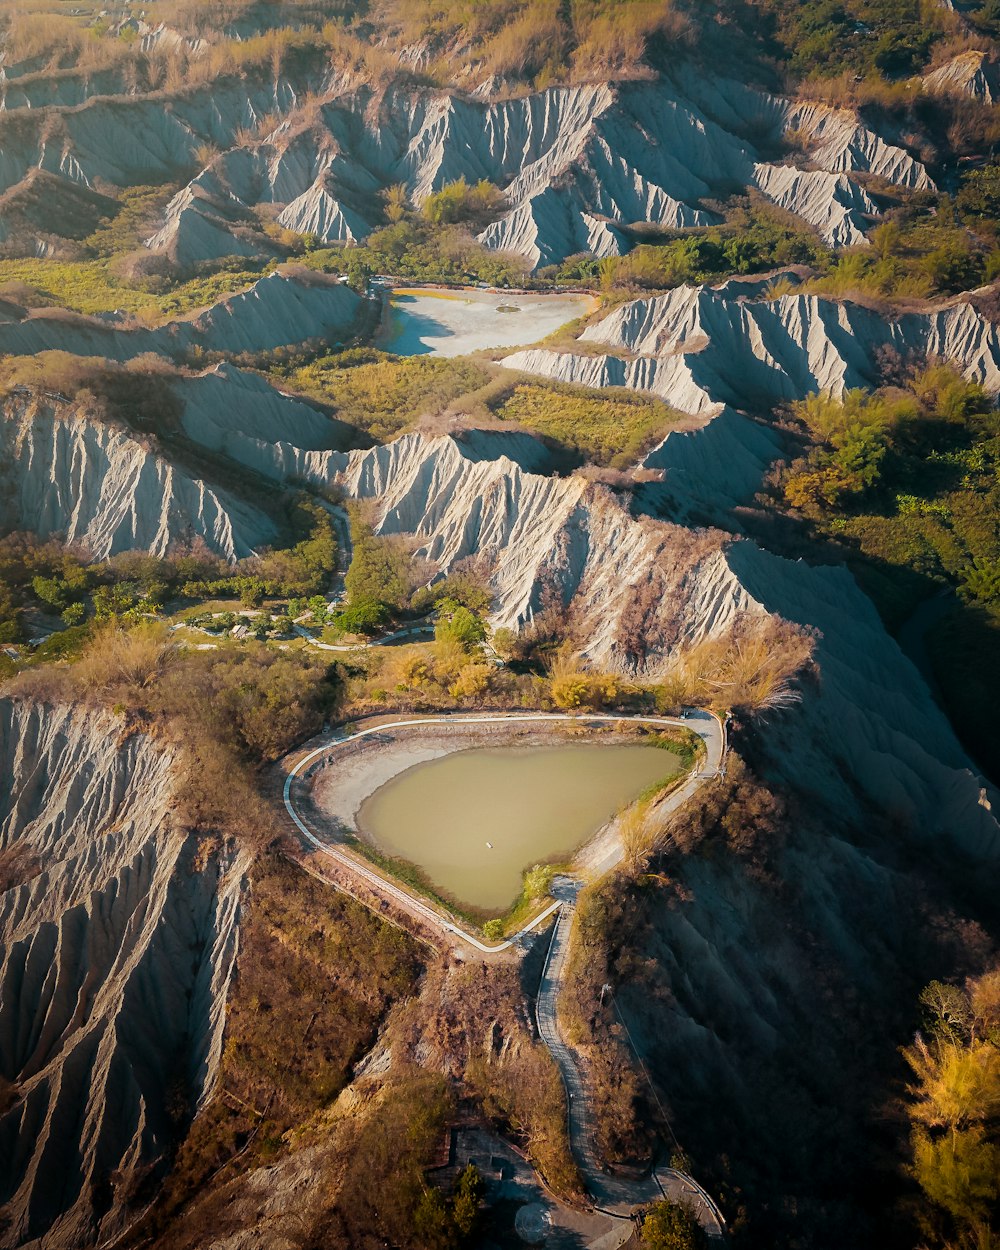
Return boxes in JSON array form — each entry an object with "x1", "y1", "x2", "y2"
[{"x1": 356, "y1": 743, "x2": 680, "y2": 912}]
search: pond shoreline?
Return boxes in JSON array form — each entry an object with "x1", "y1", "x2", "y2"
[{"x1": 308, "y1": 720, "x2": 675, "y2": 910}]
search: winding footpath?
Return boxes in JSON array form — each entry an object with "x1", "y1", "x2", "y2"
[{"x1": 281, "y1": 709, "x2": 727, "y2": 1234}]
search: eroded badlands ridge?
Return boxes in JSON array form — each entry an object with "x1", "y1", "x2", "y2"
[
  {"x1": 504, "y1": 284, "x2": 1000, "y2": 414},
  {"x1": 0, "y1": 699, "x2": 247, "y2": 1248},
  {"x1": 0, "y1": 66, "x2": 929, "y2": 269}
]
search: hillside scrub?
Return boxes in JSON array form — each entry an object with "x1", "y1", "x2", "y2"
[
  {"x1": 655, "y1": 616, "x2": 816, "y2": 714},
  {"x1": 306, "y1": 219, "x2": 532, "y2": 291},
  {"x1": 568, "y1": 199, "x2": 829, "y2": 293},
  {"x1": 559, "y1": 757, "x2": 790, "y2": 1163},
  {"x1": 771, "y1": 362, "x2": 1000, "y2": 774},
  {"x1": 556, "y1": 748, "x2": 1000, "y2": 1248},
  {"x1": 778, "y1": 365, "x2": 1000, "y2": 609},
  {"x1": 560, "y1": 880, "x2": 661, "y2": 1163},
  {"x1": 385, "y1": 957, "x2": 581, "y2": 1196},
  {"x1": 343, "y1": 512, "x2": 417, "y2": 611},
  {"x1": 492, "y1": 381, "x2": 682, "y2": 467},
  {"x1": 640, "y1": 1199, "x2": 709, "y2": 1249},
  {"x1": 0, "y1": 253, "x2": 274, "y2": 319},
  {"x1": 733, "y1": 0, "x2": 957, "y2": 81},
  {"x1": 422, "y1": 177, "x2": 505, "y2": 228},
  {"x1": 131, "y1": 852, "x2": 424, "y2": 1246},
  {"x1": 0, "y1": 351, "x2": 185, "y2": 432},
  {"x1": 7, "y1": 622, "x2": 340, "y2": 841},
  {"x1": 278, "y1": 350, "x2": 492, "y2": 441},
  {"x1": 901, "y1": 967, "x2": 1000, "y2": 1248}
]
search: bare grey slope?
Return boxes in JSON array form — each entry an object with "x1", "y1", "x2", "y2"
[{"x1": 0, "y1": 699, "x2": 247, "y2": 1249}]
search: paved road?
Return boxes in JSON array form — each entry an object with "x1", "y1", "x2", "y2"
[
  {"x1": 292, "y1": 619, "x2": 435, "y2": 653},
  {"x1": 535, "y1": 876, "x2": 725, "y2": 1236}
]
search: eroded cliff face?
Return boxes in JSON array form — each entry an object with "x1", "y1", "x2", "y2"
[
  {"x1": 0, "y1": 271, "x2": 362, "y2": 363},
  {"x1": 596, "y1": 783, "x2": 997, "y2": 1248},
  {"x1": 149, "y1": 72, "x2": 927, "y2": 269},
  {"x1": 0, "y1": 59, "x2": 932, "y2": 270},
  {"x1": 503, "y1": 285, "x2": 1000, "y2": 416},
  {"x1": 0, "y1": 699, "x2": 247, "y2": 1249},
  {"x1": 0, "y1": 396, "x2": 278, "y2": 560}
]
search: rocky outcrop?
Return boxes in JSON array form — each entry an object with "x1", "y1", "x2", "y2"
[
  {"x1": 0, "y1": 699, "x2": 247, "y2": 1248},
  {"x1": 0, "y1": 395, "x2": 278, "y2": 560},
  {"x1": 0, "y1": 78, "x2": 305, "y2": 203},
  {"x1": 924, "y1": 49, "x2": 1000, "y2": 102}
]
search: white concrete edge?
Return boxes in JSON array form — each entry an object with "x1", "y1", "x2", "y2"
[{"x1": 282, "y1": 710, "x2": 724, "y2": 954}]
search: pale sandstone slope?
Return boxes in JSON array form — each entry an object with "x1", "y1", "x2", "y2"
[
  {"x1": 143, "y1": 72, "x2": 930, "y2": 270},
  {"x1": 0, "y1": 699, "x2": 247, "y2": 1249},
  {"x1": 0, "y1": 396, "x2": 278, "y2": 560},
  {"x1": 503, "y1": 285, "x2": 1000, "y2": 416},
  {"x1": 924, "y1": 49, "x2": 1000, "y2": 102}
]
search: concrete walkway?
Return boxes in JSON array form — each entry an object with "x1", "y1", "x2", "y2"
[
  {"x1": 535, "y1": 878, "x2": 725, "y2": 1238},
  {"x1": 280, "y1": 708, "x2": 728, "y2": 1236},
  {"x1": 281, "y1": 709, "x2": 724, "y2": 953}
]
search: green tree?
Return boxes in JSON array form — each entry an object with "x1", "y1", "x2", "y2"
[
  {"x1": 307, "y1": 594, "x2": 330, "y2": 623},
  {"x1": 962, "y1": 557, "x2": 1000, "y2": 605},
  {"x1": 412, "y1": 1188, "x2": 455, "y2": 1250},
  {"x1": 31, "y1": 575, "x2": 69, "y2": 611},
  {"x1": 640, "y1": 1199, "x2": 707, "y2": 1249},
  {"x1": 912, "y1": 1126, "x2": 1000, "y2": 1226},
  {"x1": 523, "y1": 863, "x2": 554, "y2": 900},
  {"x1": 237, "y1": 576, "x2": 267, "y2": 608},
  {"x1": 61, "y1": 601, "x2": 86, "y2": 626},
  {"x1": 921, "y1": 981, "x2": 976, "y2": 1045},
  {"x1": 92, "y1": 581, "x2": 143, "y2": 620},
  {"x1": 957, "y1": 164, "x2": 1000, "y2": 220},
  {"x1": 336, "y1": 598, "x2": 389, "y2": 635},
  {"x1": 451, "y1": 1164, "x2": 483, "y2": 1238},
  {"x1": 435, "y1": 606, "x2": 486, "y2": 651},
  {"x1": 344, "y1": 519, "x2": 410, "y2": 610}
]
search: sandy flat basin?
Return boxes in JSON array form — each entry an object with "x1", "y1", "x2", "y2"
[{"x1": 381, "y1": 287, "x2": 595, "y2": 357}]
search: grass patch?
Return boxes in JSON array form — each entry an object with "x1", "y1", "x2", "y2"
[
  {"x1": 343, "y1": 832, "x2": 492, "y2": 930},
  {"x1": 275, "y1": 350, "x2": 493, "y2": 441},
  {"x1": 0, "y1": 255, "x2": 273, "y2": 319},
  {"x1": 490, "y1": 380, "x2": 683, "y2": 467}
]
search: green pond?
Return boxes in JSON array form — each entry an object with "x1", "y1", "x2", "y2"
[{"x1": 356, "y1": 743, "x2": 681, "y2": 912}]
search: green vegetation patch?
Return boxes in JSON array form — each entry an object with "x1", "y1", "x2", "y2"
[
  {"x1": 774, "y1": 363, "x2": 1000, "y2": 775},
  {"x1": 492, "y1": 381, "x2": 683, "y2": 467},
  {"x1": 0, "y1": 254, "x2": 272, "y2": 319},
  {"x1": 303, "y1": 217, "x2": 531, "y2": 291},
  {"x1": 278, "y1": 350, "x2": 492, "y2": 441}
]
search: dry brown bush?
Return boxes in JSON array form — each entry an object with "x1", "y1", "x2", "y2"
[
  {"x1": 73, "y1": 621, "x2": 177, "y2": 694},
  {"x1": 662, "y1": 615, "x2": 816, "y2": 714},
  {"x1": 386, "y1": 957, "x2": 581, "y2": 1196}
]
